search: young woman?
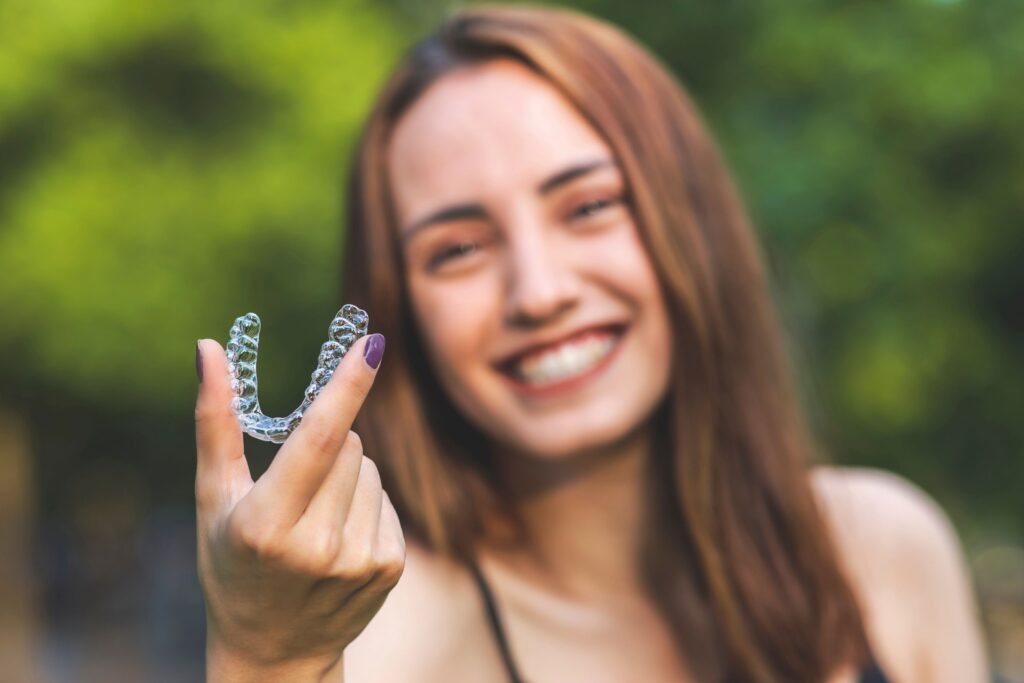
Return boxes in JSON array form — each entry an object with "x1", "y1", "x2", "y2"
[{"x1": 194, "y1": 5, "x2": 989, "y2": 682}]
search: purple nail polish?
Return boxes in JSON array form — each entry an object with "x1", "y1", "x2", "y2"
[
  {"x1": 363, "y1": 333, "x2": 385, "y2": 370},
  {"x1": 195, "y1": 341, "x2": 204, "y2": 382}
]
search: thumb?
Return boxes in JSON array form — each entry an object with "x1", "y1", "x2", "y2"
[{"x1": 194, "y1": 339, "x2": 250, "y2": 507}]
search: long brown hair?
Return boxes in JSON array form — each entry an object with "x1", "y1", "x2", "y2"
[{"x1": 342, "y1": 5, "x2": 870, "y2": 682}]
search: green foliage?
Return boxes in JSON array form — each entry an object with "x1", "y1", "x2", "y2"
[{"x1": 0, "y1": 0, "x2": 408, "y2": 412}]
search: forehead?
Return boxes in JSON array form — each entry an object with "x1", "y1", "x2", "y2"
[{"x1": 387, "y1": 59, "x2": 613, "y2": 221}]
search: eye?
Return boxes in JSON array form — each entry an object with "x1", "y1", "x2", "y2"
[
  {"x1": 568, "y1": 196, "x2": 621, "y2": 221},
  {"x1": 427, "y1": 241, "x2": 480, "y2": 271}
]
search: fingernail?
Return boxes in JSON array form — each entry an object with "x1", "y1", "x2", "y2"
[
  {"x1": 363, "y1": 333, "x2": 385, "y2": 370},
  {"x1": 195, "y1": 341, "x2": 204, "y2": 383}
]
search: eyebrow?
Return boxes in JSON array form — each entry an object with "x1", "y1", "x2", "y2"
[{"x1": 400, "y1": 158, "x2": 615, "y2": 244}]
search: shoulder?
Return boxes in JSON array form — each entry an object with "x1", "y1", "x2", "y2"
[
  {"x1": 810, "y1": 465, "x2": 958, "y2": 562},
  {"x1": 343, "y1": 540, "x2": 494, "y2": 682},
  {"x1": 810, "y1": 465, "x2": 989, "y2": 683}
]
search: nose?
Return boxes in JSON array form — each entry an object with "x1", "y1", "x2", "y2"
[{"x1": 502, "y1": 222, "x2": 580, "y2": 329}]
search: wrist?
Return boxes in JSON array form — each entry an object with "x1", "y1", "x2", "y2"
[{"x1": 207, "y1": 637, "x2": 342, "y2": 683}]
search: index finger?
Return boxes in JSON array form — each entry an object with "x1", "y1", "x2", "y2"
[{"x1": 247, "y1": 332, "x2": 385, "y2": 522}]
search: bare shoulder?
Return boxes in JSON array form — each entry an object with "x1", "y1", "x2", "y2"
[
  {"x1": 810, "y1": 465, "x2": 958, "y2": 560},
  {"x1": 343, "y1": 540, "x2": 491, "y2": 682},
  {"x1": 810, "y1": 465, "x2": 988, "y2": 683}
]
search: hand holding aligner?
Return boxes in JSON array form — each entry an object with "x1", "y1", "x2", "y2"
[{"x1": 225, "y1": 304, "x2": 370, "y2": 443}]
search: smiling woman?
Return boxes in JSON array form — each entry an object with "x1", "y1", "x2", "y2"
[
  {"x1": 385, "y1": 62, "x2": 672, "y2": 460},
  {"x1": 194, "y1": 4, "x2": 988, "y2": 683}
]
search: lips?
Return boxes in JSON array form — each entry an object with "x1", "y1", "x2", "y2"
[
  {"x1": 493, "y1": 323, "x2": 626, "y2": 370},
  {"x1": 494, "y1": 323, "x2": 627, "y2": 389}
]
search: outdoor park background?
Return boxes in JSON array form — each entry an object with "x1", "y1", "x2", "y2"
[{"x1": 0, "y1": 0, "x2": 1021, "y2": 680}]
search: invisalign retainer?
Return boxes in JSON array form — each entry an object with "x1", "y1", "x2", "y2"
[{"x1": 225, "y1": 304, "x2": 369, "y2": 443}]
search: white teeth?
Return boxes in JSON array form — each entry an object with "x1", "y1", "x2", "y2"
[{"x1": 514, "y1": 334, "x2": 617, "y2": 386}]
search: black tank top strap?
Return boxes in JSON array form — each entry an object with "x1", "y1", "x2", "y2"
[
  {"x1": 469, "y1": 561, "x2": 527, "y2": 683},
  {"x1": 470, "y1": 560, "x2": 892, "y2": 683},
  {"x1": 857, "y1": 655, "x2": 892, "y2": 683}
]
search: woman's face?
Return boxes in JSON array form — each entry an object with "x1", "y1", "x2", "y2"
[{"x1": 387, "y1": 59, "x2": 672, "y2": 459}]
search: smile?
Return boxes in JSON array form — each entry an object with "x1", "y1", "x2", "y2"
[{"x1": 496, "y1": 325, "x2": 625, "y2": 394}]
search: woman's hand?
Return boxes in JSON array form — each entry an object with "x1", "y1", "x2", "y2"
[{"x1": 194, "y1": 334, "x2": 403, "y2": 682}]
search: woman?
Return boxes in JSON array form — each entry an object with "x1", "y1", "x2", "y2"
[{"x1": 193, "y1": 5, "x2": 988, "y2": 682}]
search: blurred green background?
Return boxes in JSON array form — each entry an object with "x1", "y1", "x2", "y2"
[{"x1": 0, "y1": 0, "x2": 1021, "y2": 680}]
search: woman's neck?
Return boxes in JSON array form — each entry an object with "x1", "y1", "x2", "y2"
[{"x1": 483, "y1": 427, "x2": 651, "y2": 604}]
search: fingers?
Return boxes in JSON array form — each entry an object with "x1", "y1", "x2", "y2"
[
  {"x1": 224, "y1": 451, "x2": 402, "y2": 601},
  {"x1": 339, "y1": 455, "x2": 384, "y2": 555},
  {"x1": 286, "y1": 449, "x2": 385, "y2": 580},
  {"x1": 297, "y1": 431, "x2": 365, "y2": 532},
  {"x1": 291, "y1": 433, "x2": 404, "y2": 591},
  {"x1": 376, "y1": 490, "x2": 406, "y2": 570},
  {"x1": 358, "y1": 489, "x2": 406, "y2": 593},
  {"x1": 250, "y1": 333, "x2": 385, "y2": 523},
  {"x1": 195, "y1": 339, "x2": 250, "y2": 510}
]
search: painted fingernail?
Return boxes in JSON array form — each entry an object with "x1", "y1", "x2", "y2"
[
  {"x1": 195, "y1": 341, "x2": 204, "y2": 383},
  {"x1": 363, "y1": 333, "x2": 385, "y2": 370}
]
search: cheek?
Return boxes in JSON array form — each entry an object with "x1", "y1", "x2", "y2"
[
  {"x1": 407, "y1": 273, "x2": 500, "y2": 376},
  {"x1": 577, "y1": 224, "x2": 664, "y2": 306},
  {"x1": 580, "y1": 225, "x2": 672, "y2": 363}
]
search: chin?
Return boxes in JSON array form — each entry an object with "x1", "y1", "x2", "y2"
[
  {"x1": 494, "y1": 395, "x2": 659, "y2": 461},
  {"x1": 509, "y1": 430, "x2": 632, "y2": 461}
]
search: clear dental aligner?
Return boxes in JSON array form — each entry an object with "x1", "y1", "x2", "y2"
[{"x1": 225, "y1": 304, "x2": 370, "y2": 443}]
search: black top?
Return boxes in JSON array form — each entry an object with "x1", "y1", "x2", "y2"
[{"x1": 469, "y1": 563, "x2": 892, "y2": 683}]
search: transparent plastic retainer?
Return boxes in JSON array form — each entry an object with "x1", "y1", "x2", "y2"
[{"x1": 225, "y1": 304, "x2": 369, "y2": 443}]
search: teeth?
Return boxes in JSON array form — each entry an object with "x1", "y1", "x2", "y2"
[{"x1": 514, "y1": 334, "x2": 617, "y2": 385}]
